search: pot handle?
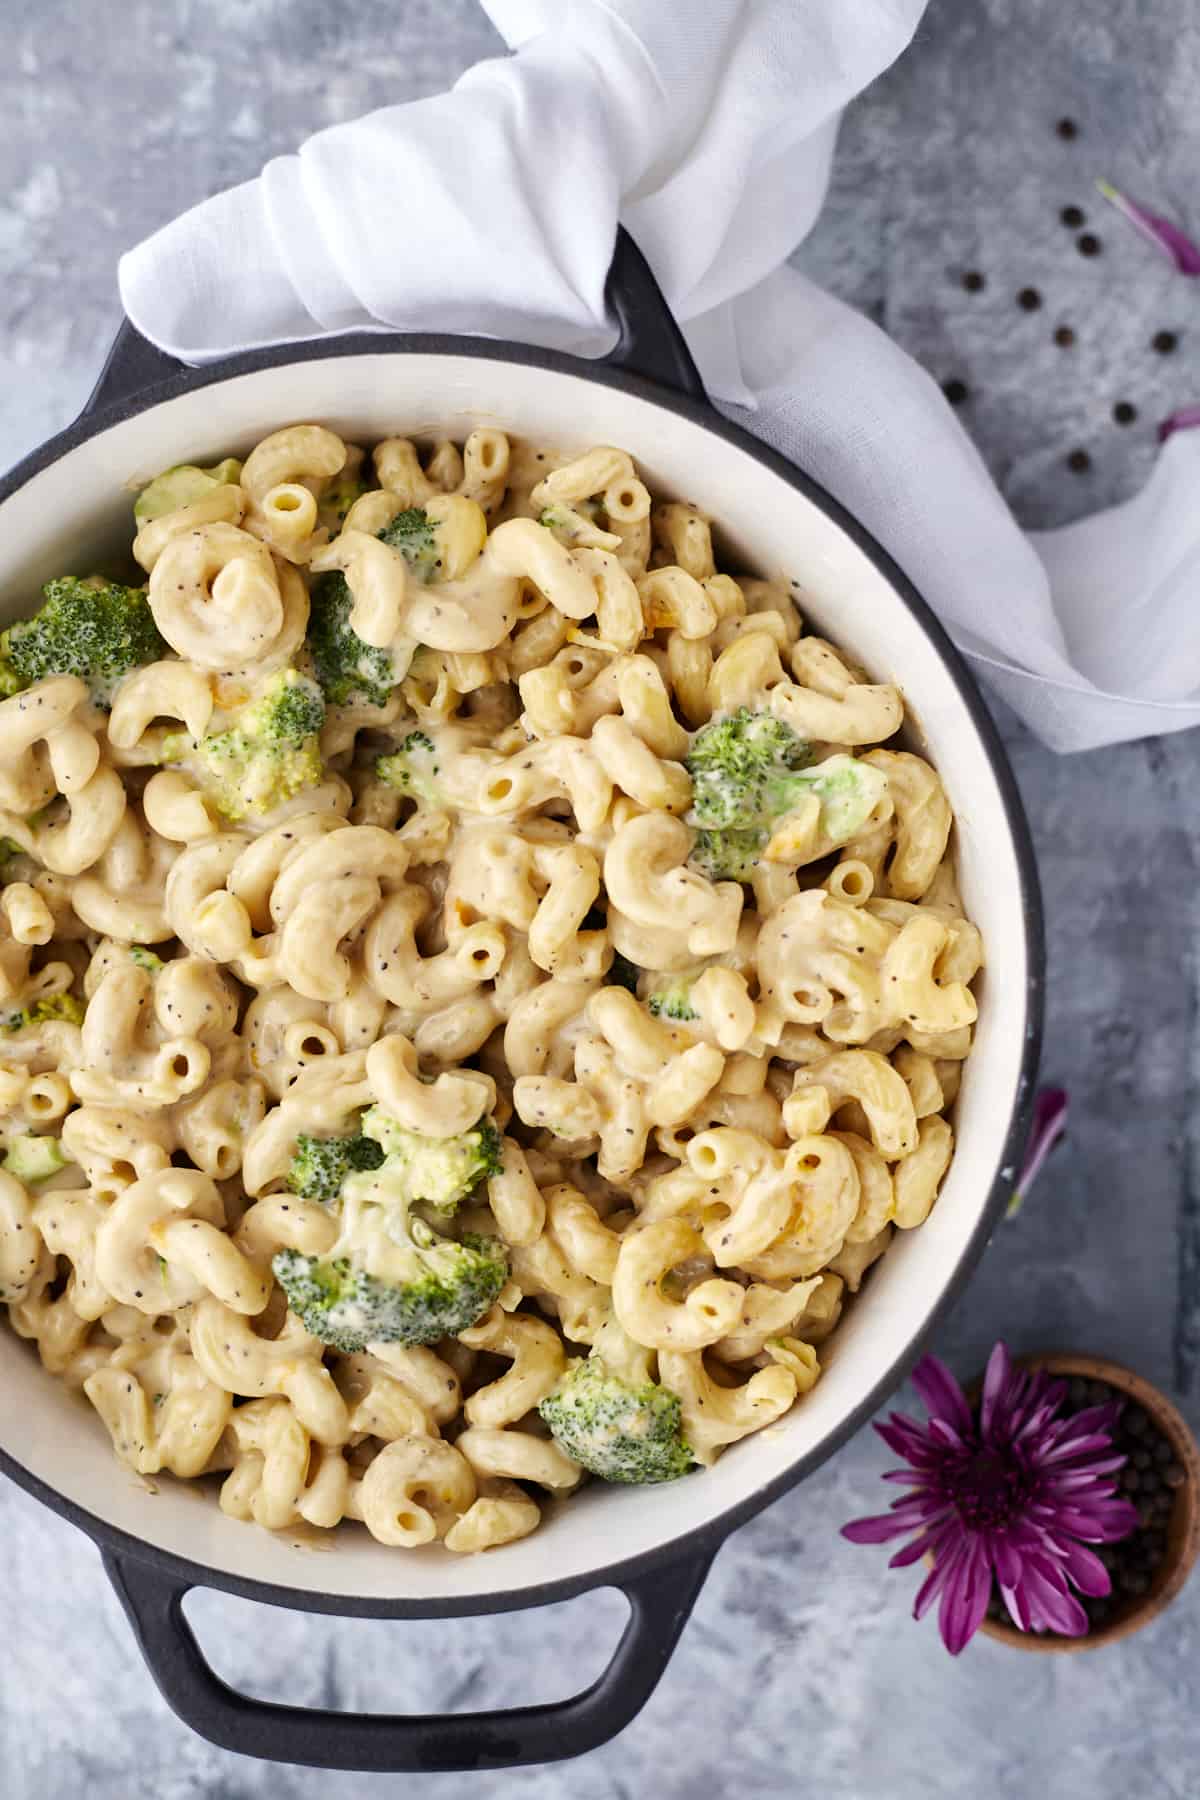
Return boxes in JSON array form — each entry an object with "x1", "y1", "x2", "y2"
[
  {"x1": 102, "y1": 1540, "x2": 715, "y2": 1771},
  {"x1": 82, "y1": 227, "x2": 707, "y2": 420}
]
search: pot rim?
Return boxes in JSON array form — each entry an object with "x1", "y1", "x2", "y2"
[{"x1": 0, "y1": 328, "x2": 1045, "y2": 1615}]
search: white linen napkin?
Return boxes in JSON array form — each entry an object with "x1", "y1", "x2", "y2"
[{"x1": 118, "y1": 0, "x2": 1200, "y2": 753}]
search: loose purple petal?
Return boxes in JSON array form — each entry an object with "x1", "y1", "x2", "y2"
[
  {"x1": 1008, "y1": 1089, "x2": 1068, "y2": 1216},
  {"x1": 1097, "y1": 180, "x2": 1200, "y2": 275},
  {"x1": 1158, "y1": 405, "x2": 1200, "y2": 442},
  {"x1": 910, "y1": 1355, "x2": 973, "y2": 1435}
]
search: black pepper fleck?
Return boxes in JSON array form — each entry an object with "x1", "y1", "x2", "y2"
[
  {"x1": 1113, "y1": 401, "x2": 1137, "y2": 426},
  {"x1": 1056, "y1": 117, "x2": 1078, "y2": 140},
  {"x1": 1153, "y1": 330, "x2": 1178, "y2": 355},
  {"x1": 1061, "y1": 204, "x2": 1085, "y2": 228},
  {"x1": 1067, "y1": 448, "x2": 1091, "y2": 473},
  {"x1": 942, "y1": 378, "x2": 969, "y2": 407},
  {"x1": 961, "y1": 270, "x2": 985, "y2": 293},
  {"x1": 1054, "y1": 325, "x2": 1075, "y2": 348},
  {"x1": 1018, "y1": 287, "x2": 1042, "y2": 311},
  {"x1": 1077, "y1": 233, "x2": 1102, "y2": 257}
]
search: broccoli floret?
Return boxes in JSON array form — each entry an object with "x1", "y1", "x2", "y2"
[
  {"x1": 0, "y1": 577, "x2": 167, "y2": 708},
  {"x1": 646, "y1": 970, "x2": 701, "y2": 1022},
  {"x1": 163, "y1": 669, "x2": 325, "y2": 822},
  {"x1": 287, "y1": 1127, "x2": 386, "y2": 1205},
  {"x1": 133, "y1": 459, "x2": 242, "y2": 526},
  {"x1": 306, "y1": 572, "x2": 400, "y2": 708},
  {"x1": 686, "y1": 707, "x2": 813, "y2": 829},
  {"x1": 318, "y1": 471, "x2": 365, "y2": 529},
  {"x1": 688, "y1": 826, "x2": 771, "y2": 883},
  {"x1": 2, "y1": 993, "x2": 85, "y2": 1034},
  {"x1": 606, "y1": 952, "x2": 641, "y2": 996},
  {"x1": 129, "y1": 945, "x2": 164, "y2": 974},
  {"x1": 360, "y1": 1105, "x2": 502, "y2": 1212},
  {"x1": 538, "y1": 1352, "x2": 695, "y2": 1485},
  {"x1": 306, "y1": 508, "x2": 441, "y2": 708},
  {"x1": 782, "y1": 753, "x2": 888, "y2": 844},
  {"x1": 374, "y1": 731, "x2": 444, "y2": 809},
  {"x1": 273, "y1": 1225, "x2": 507, "y2": 1352},
  {"x1": 3, "y1": 1134, "x2": 68, "y2": 1184},
  {"x1": 378, "y1": 507, "x2": 441, "y2": 583},
  {"x1": 686, "y1": 709, "x2": 884, "y2": 882},
  {"x1": 3, "y1": 1134, "x2": 66, "y2": 1186}
]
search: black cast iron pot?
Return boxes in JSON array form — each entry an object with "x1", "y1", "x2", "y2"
[{"x1": 0, "y1": 232, "x2": 1043, "y2": 1772}]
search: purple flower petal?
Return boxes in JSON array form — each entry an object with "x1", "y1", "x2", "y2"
[
  {"x1": 913, "y1": 1541, "x2": 961, "y2": 1621},
  {"x1": 1008, "y1": 1088, "x2": 1068, "y2": 1215},
  {"x1": 1057, "y1": 1540, "x2": 1112, "y2": 1598},
  {"x1": 888, "y1": 1514, "x2": 956, "y2": 1568},
  {"x1": 841, "y1": 1512, "x2": 911, "y2": 1545},
  {"x1": 938, "y1": 1536, "x2": 994, "y2": 1655},
  {"x1": 978, "y1": 1340, "x2": 1011, "y2": 1438},
  {"x1": 1158, "y1": 405, "x2": 1200, "y2": 442},
  {"x1": 910, "y1": 1355, "x2": 973, "y2": 1435},
  {"x1": 1097, "y1": 180, "x2": 1200, "y2": 275}
]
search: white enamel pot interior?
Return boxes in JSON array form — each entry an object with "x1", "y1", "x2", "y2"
[{"x1": 0, "y1": 324, "x2": 1041, "y2": 1767}]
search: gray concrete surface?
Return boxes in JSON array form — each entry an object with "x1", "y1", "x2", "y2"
[{"x1": 1, "y1": 3, "x2": 1198, "y2": 1796}]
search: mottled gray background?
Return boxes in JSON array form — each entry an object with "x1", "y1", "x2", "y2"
[{"x1": 2, "y1": 2, "x2": 1198, "y2": 1796}]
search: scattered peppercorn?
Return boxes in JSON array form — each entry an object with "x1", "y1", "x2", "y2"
[
  {"x1": 962, "y1": 270, "x2": 985, "y2": 293},
  {"x1": 942, "y1": 378, "x2": 969, "y2": 407},
  {"x1": 1054, "y1": 325, "x2": 1075, "y2": 348},
  {"x1": 1018, "y1": 287, "x2": 1042, "y2": 311},
  {"x1": 1056, "y1": 118, "x2": 1078, "y2": 139},
  {"x1": 1067, "y1": 448, "x2": 1091, "y2": 473},
  {"x1": 1061, "y1": 205, "x2": 1085, "y2": 228},
  {"x1": 1077, "y1": 233, "x2": 1102, "y2": 257},
  {"x1": 1113, "y1": 401, "x2": 1137, "y2": 425},
  {"x1": 1153, "y1": 330, "x2": 1178, "y2": 355}
]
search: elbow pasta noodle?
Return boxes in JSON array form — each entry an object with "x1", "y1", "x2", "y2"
[{"x1": 0, "y1": 422, "x2": 981, "y2": 1558}]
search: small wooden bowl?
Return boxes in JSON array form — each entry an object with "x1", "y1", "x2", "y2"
[{"x1": 978, "y1": 1353, "x2": 1200, "y2": 1652}]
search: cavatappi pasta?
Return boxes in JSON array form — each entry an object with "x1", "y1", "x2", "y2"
[{"x1": 0, "y1": 424, "x2": 981, "y2": 1554}]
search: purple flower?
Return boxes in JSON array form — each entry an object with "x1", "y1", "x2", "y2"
[
  {"x1": 1096, "y1": 180, "x2": 1200, "y2": 275},
  {"x1": 1007, "y1": 1085, "x2": 1069, "y2": 1216},
  {"x1": 842, "y1": 1343, "x2": 1140, "y2": 1654}
]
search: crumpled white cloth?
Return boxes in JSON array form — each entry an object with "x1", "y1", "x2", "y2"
[{"x1": 119, "y1": 0, "x2": 1200, "y2": 753}]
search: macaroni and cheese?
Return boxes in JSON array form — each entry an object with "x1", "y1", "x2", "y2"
[{"x1": 0, "y1": 425, "x2": 981, "y2": 1555}]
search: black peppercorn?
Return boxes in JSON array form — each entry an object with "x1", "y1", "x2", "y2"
[
  {"x1": 1061, "y1": 205, "x2": 1085, "y2": 228},
  {"x1": 942, "y1": 378, "x2": 969, "y2": 407},
  {"x1": 1054, "y1": 325, "x2": 1075, "y2": 348},
  {"x1": 1132, "y1": 1448, "x2": 1151, "y2": 1471},
  {"x1": 1113, "y1": 401, "x2": 1137, "y2": 426},
  {"x1": 1056, "y1": 118, "x2": 1078, "y2": 139},
  {"x1": 1067, "y1": 448, "x2": 1091, "y2": 473},
  {"x1": 1077, "y1": 233, "x2": 1102, "y2": 256},
  {"x1": 1018, "y1": 287, "x2": 1042, "y2": 311},
  {"x1": 962, "y1": 270, "x2": 985, "y2": 293},
  {"x1": 1164, "y1": 1462, "x2": 1186, "y2": 1489},
  {"x1": 1067, "y1": 1377, "x2": 1089, "y2": 1409},
  {"x1": 1153, "y1": 330, "x2": 1178, "y2": 354}
]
